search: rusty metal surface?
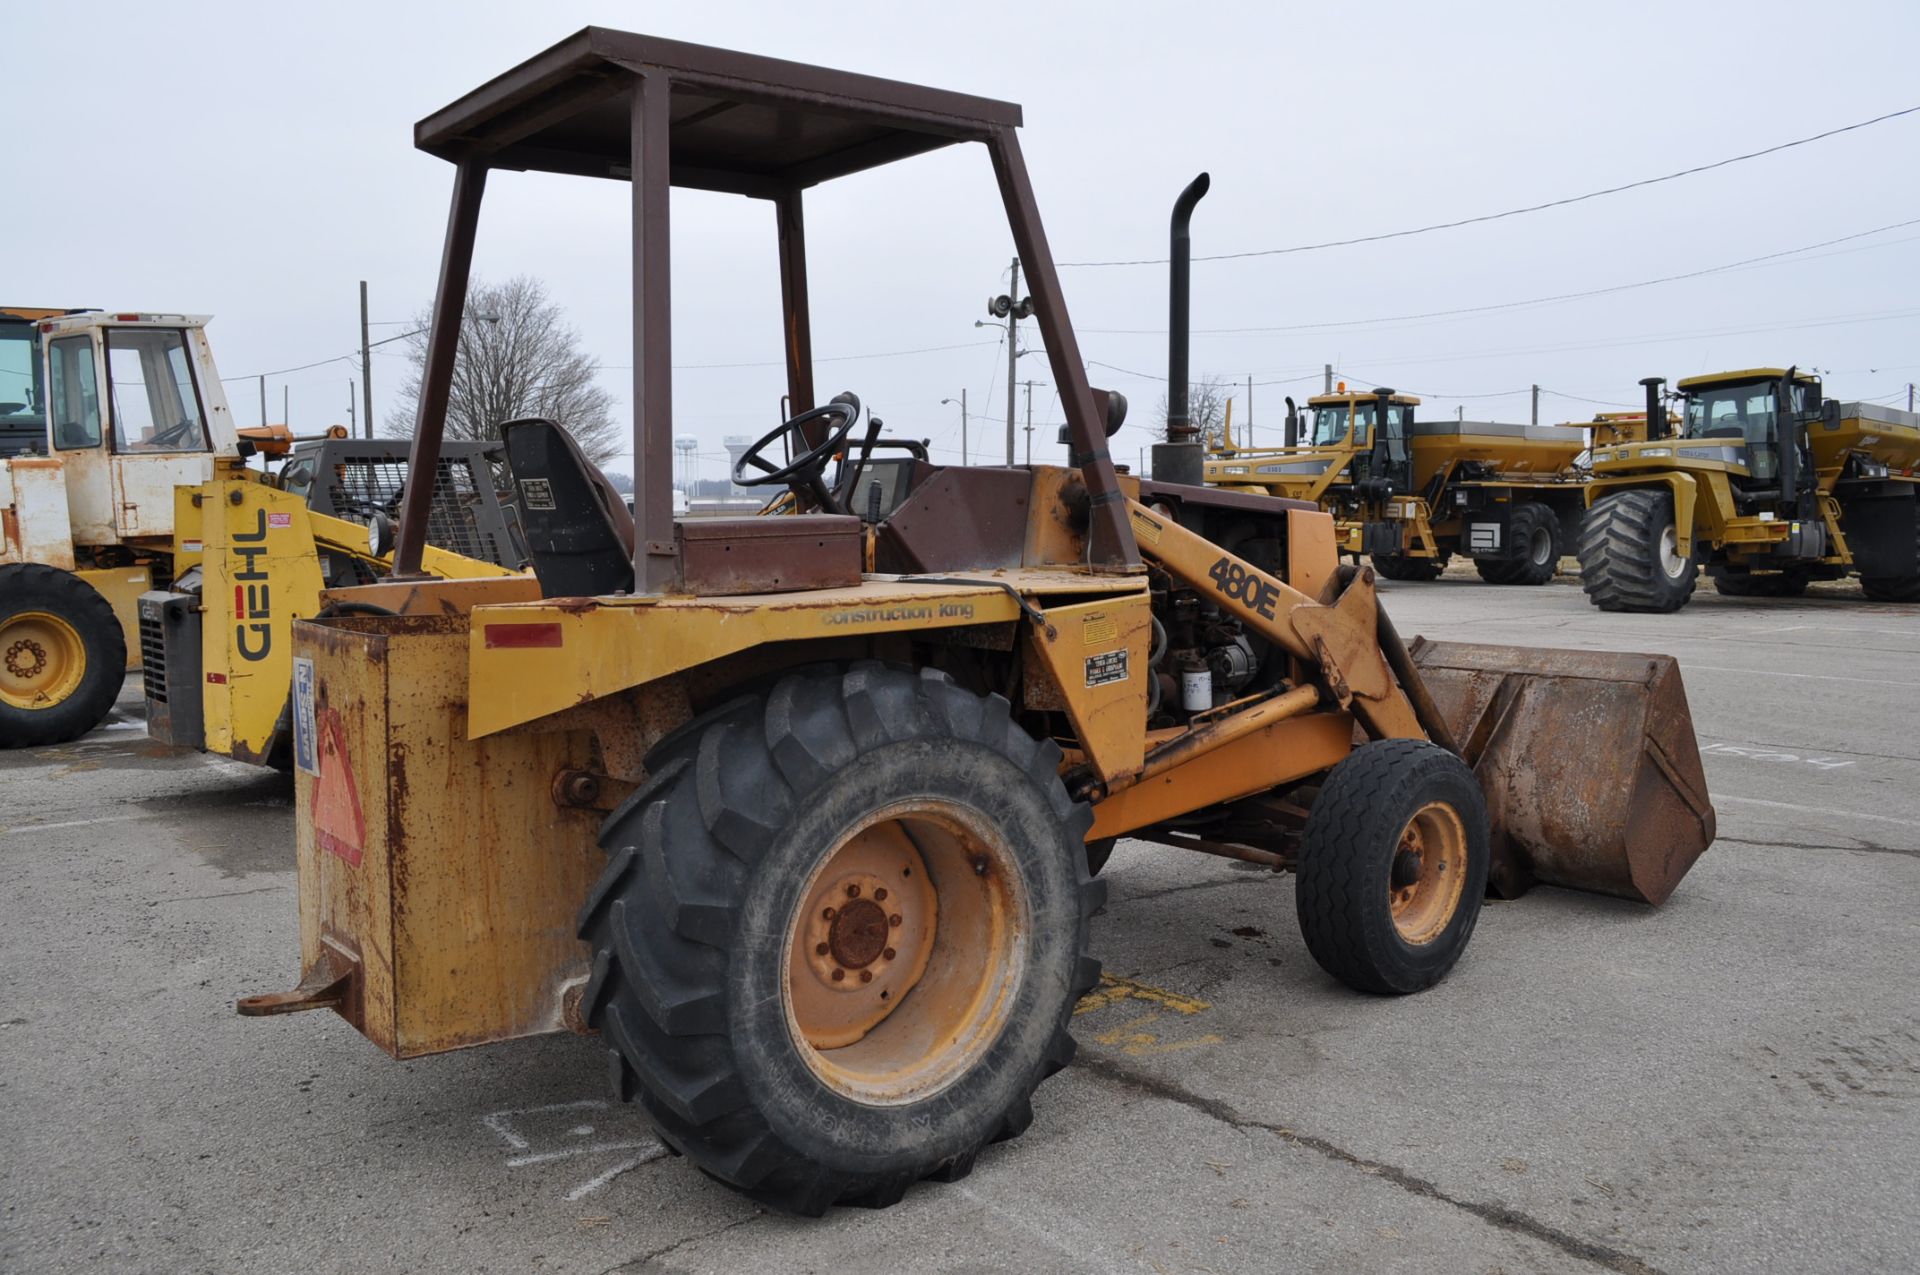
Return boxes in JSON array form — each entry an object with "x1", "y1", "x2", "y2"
[
  {"x1": 675, "y1": 513, "x2": 863, "y2": 595},
  {"x1": 878, "y1": 467, "x2": 1037, "y2": 573},
  {"x1": 1410, "y1": 639, "x2": 1716, "y2": 905}
]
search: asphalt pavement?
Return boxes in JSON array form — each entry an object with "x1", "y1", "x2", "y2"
[{"x1": 2, "y1": 567, "x2": 1916, "y2": 1274}]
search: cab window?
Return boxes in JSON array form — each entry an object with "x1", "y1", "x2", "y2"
[
  {"x1": 105, "y1": 328, "x2": 209, "y2": 453},
  {"x1": 48, "y1": 335, "x2": 102, "y2": 450},
  {"x1": 1310, "y1": 406, "x2": 1349, "y2": 446},
  {"x1": 0, "y1": 323, "x2": 41, "y2": 432}
]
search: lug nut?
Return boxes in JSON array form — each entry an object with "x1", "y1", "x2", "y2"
[
  {"x1": 831, "y1": 969, "x2": 845, "y2": 982},
  {"x1": 815, "y1": 942, "x2": 829, "y2": 956},
  {"x1": 859, "y1": 970, "x2": 873, "y2": 984},
  {"x1": 823, "y1": 907, "x2": 836, "y2": 921},
  {"x1": 846, "y1": 884, "x2": 861, "y2": 898},
  {"x1": 874, "y1": 888, "x2": 888, "y2": 902},
  {"x1": 882, "y1": 947, "x2": 896, "y2": 961},
  {"x1": 889, "y1": 914, "x2": 902, "y2": 927}
]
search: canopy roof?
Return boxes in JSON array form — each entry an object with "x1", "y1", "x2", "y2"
[{"x1": 415, "y1": 27, "x2": 1024, "y2": 196}]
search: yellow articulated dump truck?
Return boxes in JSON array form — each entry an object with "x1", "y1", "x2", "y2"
[
  {"x1": 0, "y1": 308, "x2": 522, "y2": 753},
  {"x1": 1579, "y1": 371, "x2": 1920, "y2": 611},
  {"x1": 241, "y1": 28, "x2": 1716, "y2": 1216},
  {"x1": 1206, "y1": 384, "x2": 1591, "y2": 584}
]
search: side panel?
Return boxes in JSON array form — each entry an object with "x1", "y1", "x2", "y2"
[
  {"x1": 1, "y1": 457, "x2": 77, "y2": 568},
  {"x1": 74, "y1": 564, "x2": 153, "y2": 671},
  {"x1": 111, "y1": 453, "x2": 213, "y2": 540}
]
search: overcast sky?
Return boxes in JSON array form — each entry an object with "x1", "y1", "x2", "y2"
[{"x1": 11, "y1": 1, "x2": 1920, "y2": 480}]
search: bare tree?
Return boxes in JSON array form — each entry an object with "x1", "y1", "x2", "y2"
[
  {"x1": 1155, "y1": 376, "x2": 1230, "y2": 446},
  {"x1": 385, "y1": 276, "x2": 620, "y2": 463}
]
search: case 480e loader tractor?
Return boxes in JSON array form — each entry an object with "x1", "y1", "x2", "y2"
[
  {"x1": 239, "y1": 28, "x2": 1718, "y2": 1216},
  {"x1": 0, "y1": 310, "x2": 521, "y2": 756},
  {"x1": 1578, "y1": 371, "x2": 1920, "y2": 611}
]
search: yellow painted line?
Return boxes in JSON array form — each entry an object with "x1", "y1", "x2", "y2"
[{"x1": 1074, "y1": 972, "x2": 1210, "y2": 1017}]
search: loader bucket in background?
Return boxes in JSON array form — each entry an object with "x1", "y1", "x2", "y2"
[{"x1": 1408, "y1": 639, "x2": 1716, "y2": 906}]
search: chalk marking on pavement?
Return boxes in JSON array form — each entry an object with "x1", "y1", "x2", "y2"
[
  {"x1": 507, "y1": 1140, "x2": 662, "y2": 1169},
  {"x1": 1718, "y1": 795, "x2": 1920, "y2": 831},
  {"x1": 480, "y1": 1098, "x2": 606, "y2": 1150},
  {"x1": 1700, "y1": 742, "x2": 1853, "y2": 770},
  {"x1": 565, "y1": 1148, "x2": 671, "y2": 1200},
  {"x1": 1685, "y1": 664, "x2": 1920, "y2": 689},
  {"x1": 0, "y1": 812, "x2": 153, "y2": 836}
]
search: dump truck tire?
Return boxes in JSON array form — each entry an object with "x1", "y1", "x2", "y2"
[
  {"x1": 1577, "y1": 488, "x2": 1697, "y2": 612},
  {"x1": 578, "y1": 662, "x2": 1103, "y2": 1216},
  {"x1": 1473, "y1": 502, "x2": 1560, "y2": 586},
  {"x1": 1294, "y1": 739, "x2": 1488, "y2": 995},
  {"x1": 0, "y1": 563, "x2": 127, "y2": 749},
  {"x1": 1859, "y1": 520, "x2": 1920, "y2": 602},
  {"x1": 1708, "y1": 566, "x2": 1809, "y2": 598},
  {"x1": 1371, "y1": 552, "x2": 1448, "y2": 582}
]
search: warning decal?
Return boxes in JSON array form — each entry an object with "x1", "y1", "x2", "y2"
[
  {"x1": 519, "y1": 477, "x2": 557, "y2": 511},
  {"x1": 1085, "y1": 649, "x2": 1129, "y2": 688},
  {"x1": 311, "y1": 707, "x2": 366, "y2": 867},
  {"x1": 291, "y1": 657, "x2": 317, "y2": 775}
]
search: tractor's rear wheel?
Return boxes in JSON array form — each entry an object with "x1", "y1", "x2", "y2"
[
  {"x1": 1860, "y1": 519, "x2": 1920, "y2": 602},
  {"x1": 1295, "y1": 740, "x2": 1489, "y2": 995},
  {"x1": 578, "y1": 662, "x2": 1102, "y2": 1215},
  {"x1": 1371, "y1": 551, "x2": 1448, "y2": 582},
  {"x1": 1577, "y1": 488, "x2": 1698, "y2": 612},
  {"x1": 1709, "y1": 565, "x2": 1809, "y2": 598},
  {"x1": 0, "y1": 564, "x2": 126, "y2": 749},
  {"x1": 1473, "y1": 502, "x2": 1561, "y2": 586}
]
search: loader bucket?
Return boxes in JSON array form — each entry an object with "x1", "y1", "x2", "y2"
[{"x1": 1408, "y1": 639, "x2": 1715, "y2": 905}]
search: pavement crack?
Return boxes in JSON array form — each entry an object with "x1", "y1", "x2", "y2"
[
  {"x1": 1115, "y1": 876, "x2": 1263, "y2": 906},
  {"x1": 603, "y1": 1211, "x2": 762, "y2": 1273},
  {"x1": 153, "y1": 885, "x2": 290, "y2": 904},
  {"x1": 1718, "y1": 835, "x2": 1919, "y2": 861},
  {"x1": 1078, "y1": 1053, "x2": 1666, "y2": 1275}
]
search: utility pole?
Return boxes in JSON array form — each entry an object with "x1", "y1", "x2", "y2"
[
  {"x1": 1246, "y1": 374, "x2": 1253, "y2": 448},
  {"x1": 1006, "y1": 257, "x2": 1021, "y2": 465},
  {"x1": 1909, "y1": 383, "x2": 1915, "y2": 412},
  {"x1": 283, "y1": 385, "x2": 289, "y2": 429},
  {"x1": 1323, "y1": 363, "x2": 1332, "y2": 395},
  {"x1": 259, "y1": 376, "x2": 268, "y2": 428},
  {"x1": 1531, "y1": 384, "x2": 1540, "y2": 426},
  {"x1": 360, "y1": 281, "x2": 374, "y2": 439},
  {"x1": 1020, "y1": 379, "x2": 1044, "y2": 465},
  {"x1": 941, "y1": 389, "x2": 969, "y2": 464},
  {"x1": 1457, "y1": 405, "x2": 1464, "y2": 423},
  {"x1": 347, "y1": 381, "x2": 357, "y2": 434}
]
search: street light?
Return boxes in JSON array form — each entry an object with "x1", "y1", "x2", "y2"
[{"x1": 940, "y1": 390, "x2": 968, "y2": 465}]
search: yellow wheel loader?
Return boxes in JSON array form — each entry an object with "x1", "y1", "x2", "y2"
[
  {"x1": 240, "y1": 28, "x2": 1717, "y2": 1216},
  {"x1": 0, "y1": 309, "x2": 521, "y2": 753},
  {"x1": 1205, "y1": 385, "x2": 1590, "y2": 585},
  {"x1": 1579, "y1": 372, "x2": 1920, "y2": 611}
]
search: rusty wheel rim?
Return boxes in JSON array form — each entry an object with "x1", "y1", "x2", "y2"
[
  {"x1": 0, "y1": 611, "x2": 87, "y2": 712},
  {"x1": 783, "y1": 800, "x2": 1028, "y2": 1106},
  {"x1": 1387, "y1": 800, "x2": 1468, "y2": 946}
]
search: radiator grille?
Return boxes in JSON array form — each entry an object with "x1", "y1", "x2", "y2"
[{"x1": 139, "y1": 609, "x2": 168, "y2": 705}]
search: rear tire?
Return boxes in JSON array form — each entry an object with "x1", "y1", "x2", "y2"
[
  {"x1": 1295, "y1": 740, "x2": 1488, "y2": 995},
  {"x1": 1709, "y1": 566, "x2": 1809, "y2": 598},
  {"x1": 0, "y1": 563, "x2": 126, "y2": 748},
  {"x1": 1371, "y1": 552, "x2": 1448, "y2": 582},
  {"x1": 1860, "y1": 519, "x2": 1920, "y2": 602},
  {"x1": 1577, "y1": 488, "x2": 1697, "y2": 613},
  {"x1": 578, "y1": 662, "x2": 1103, "y2": 1215},
  {"x1": 1478, "y1": 502, "x2": 1561, "y2": 586}
]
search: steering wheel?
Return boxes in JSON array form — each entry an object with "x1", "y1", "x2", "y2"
[
  {"x1": 148, "y1": 417, "x2": 201, "y2": 449},
  {"x1": 733, "y1": 395, "x2": 862, "y2": 496}
]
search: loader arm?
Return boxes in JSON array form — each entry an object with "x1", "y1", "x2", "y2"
[{"x1": 1125, "y1": 498, "x2": 1426, "y2": 741}]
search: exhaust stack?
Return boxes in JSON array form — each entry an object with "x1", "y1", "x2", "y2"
[
  {"x1": 1640, "y1": 377, "x2": 1666, "y2": 440},
  {"x1": 1152, "y1": 172, "x2": 1210, "y2": 485}
]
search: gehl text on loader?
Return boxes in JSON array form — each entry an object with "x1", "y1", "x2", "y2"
[{"x1": 240, "y1": 28, "x2": 1717, "y2": 1217}]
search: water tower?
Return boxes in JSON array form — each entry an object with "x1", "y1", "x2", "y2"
[
  {"x1": 673, "y1": 435, "x2": 699, "y2": 496},
  {"x1": 723, "y1": 435, "x2": 753, "y2": 496}
]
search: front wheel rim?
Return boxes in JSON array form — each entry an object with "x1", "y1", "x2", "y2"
[
  {"x1": 784, "y1": 800, "x2": 1029, "y2": 1106},
  {"x1": 1387, "y1": 801, "x2": 1469, "y2": 945},
  {"x1": 1529, "y1": 526, "x2": 1553, "y2": 566},
  {"x1": 1657, "y1": 525, "x2": 1687, "y2": 579},
  {"x1": 0, "y1": 611, "x2": 88, "y2": 711}
]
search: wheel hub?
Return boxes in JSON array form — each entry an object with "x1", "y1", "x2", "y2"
[
  {"x1": 1387, "y1": 801, "x2": 1469, "y2": 946},
  {"x1": 0, "y1": 612, "x2": 87, "y2": 710},
  {"x1": 827, "y1": 896, "x2": 891, "y2": 969},
  {"x1": 5, "y1": 638, "x2": 48, "y2": 680}
]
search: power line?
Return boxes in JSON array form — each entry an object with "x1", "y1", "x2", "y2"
[
  {"x1": 1078, "y1": 217, "x2": 1920, "y2": 338},
  {"x1": 1058, "y1": 105, "x2": 1920, "y2": 267}
]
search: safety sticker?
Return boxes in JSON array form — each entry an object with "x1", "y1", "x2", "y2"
[
  {"x1": 520, "y1": 478, "x2": 557, "y2": 511},
  {"x1": 1085, "y1": 648, "x2": 1129, "y2": 688},
  {"x1": 291, "y1": 656, "x2": 317, "y2": 775},
  {"x1": 312, "y1": 707, "x2": 366, "y2": 867},
  {"x1": 268, "y1": 512, "x2": 293, "y2": 528},
  {"x1": 1081, "y1": 612, "x2": 1118, "y2": 646}
]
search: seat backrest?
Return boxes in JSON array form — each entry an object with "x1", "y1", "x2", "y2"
[{"x1": 502, "y1": 418, "x2": 636, "y2": 597}]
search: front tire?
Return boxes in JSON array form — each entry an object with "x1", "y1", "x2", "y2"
[
  {"x1": 1371, "y1": 551, "x2": 1448, "y2": 582},
  {"x1": 578, "y1": 662, "x2": 1103, "y2": 1215},
  {"x1": 1295, "y1": 740, "x2": 1489, "y2": 995},
  {"x1": 1474, "y1": 502, "x2": 1561, "y2": 586},
  {"x1": 0, "y1": 563, "x2": 127, "y2": 748},
  {"x1": 1860, "y1": 519, "x2": 1920, "y2": 602},
  {"x1": 1577, "y1": 488, "x2": 1698, "y2": 613}
]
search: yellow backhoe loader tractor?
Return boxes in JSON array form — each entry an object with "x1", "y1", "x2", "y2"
[
  {"x1": 1579, "y1": 372, "x2": 1920, "y2": 611},
  {"x1": 1206, "y1": 386, "x2": 1589, "y2": 585},
  {"x1": 240, "y1": 29, "x2": 1716, "y2": 1215},
  {"x1": 0, "y1": 309, "x2": 521, "y2": 750}
]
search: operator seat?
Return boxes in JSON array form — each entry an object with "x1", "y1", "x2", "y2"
[{"x1": 502, "y1": 418, "x2": 636, "y2": 597}]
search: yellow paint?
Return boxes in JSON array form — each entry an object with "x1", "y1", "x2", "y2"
[
  {"x1": 1025, "y1": 594, "x2": 1150, "y2": 781},
  {"x1": 1075, "y1": 972, "x2": 1211, "y2": 1016},
  {"x1": 1074, "y1": 976, "x2": 1222, "y2": 1058},
  {"x1": 73, "y1": 563, "x2": 152, "y2": 671}
]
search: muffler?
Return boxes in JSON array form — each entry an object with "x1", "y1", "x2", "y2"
[{"x1": 1409, "y1": 639, "x2": 1716, "y2": 905}]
